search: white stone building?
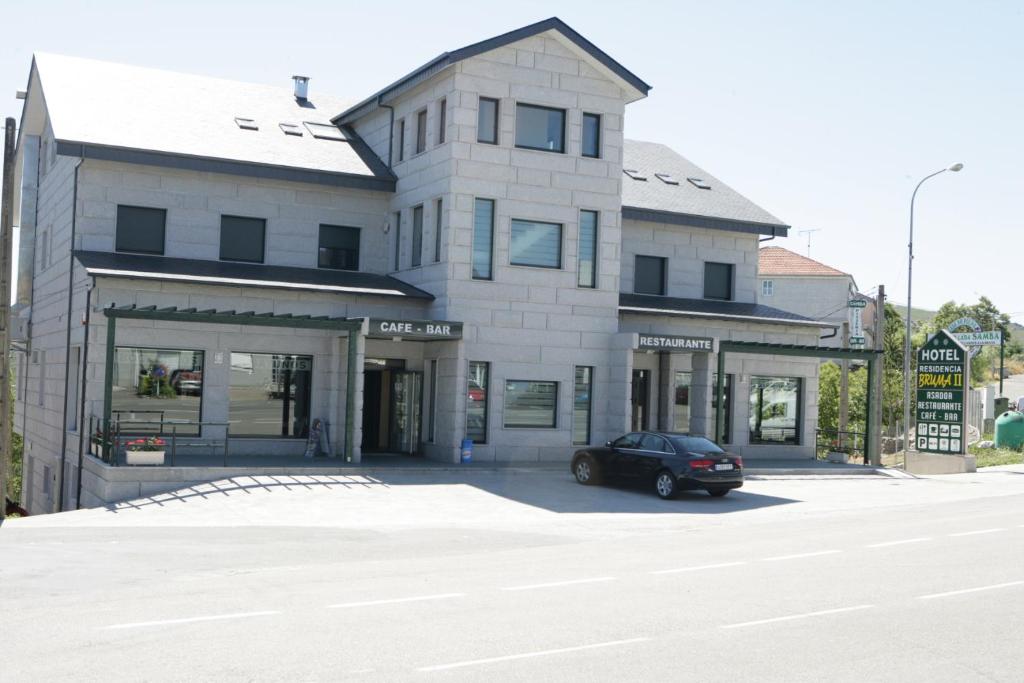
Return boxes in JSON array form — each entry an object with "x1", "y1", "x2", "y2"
[{"x1": 9, "y1": 18, "x2": 852, "y2": 513}]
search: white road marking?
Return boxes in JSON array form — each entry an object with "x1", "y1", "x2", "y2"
[
  {"x1": 500, "y1": 577, "x2": 616, "y2": 591},
  {"x1": 417, "y1": 637, "x2": 650, "y2": 672},
  {"x1": 865, "y1": 537, "x2": 933, "y2": 548},
  {"x1": 760, "y1": 550, "x2": 842, "y2": 562},
  {"x1": 650, "y1": 561, "x2": 747, "y2": 575},
  {"x1": 328, "y1": 593, "x2": 465, "y2": 609},
  {"x1": 721, "y1": 604, "x2": 875, "y2": 629},
  {"x1": 918, "y1": 581, "x2": 1024, "y2": 600},
  {"x1": 105, "y1": 610, "x2": 279, "y2": 630},
  {"x1": 948, "y1": 528, "x2": 1005, "y2": 537}
]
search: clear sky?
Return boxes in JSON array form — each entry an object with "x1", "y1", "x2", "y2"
[{"x1": 2, "y1": 0, "x2": 1021, "y2": 321}]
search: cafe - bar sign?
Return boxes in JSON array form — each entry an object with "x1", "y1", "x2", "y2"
[
  {"x1": 915, "y1": 329, "x2": 969, "y2": 455},
  {"x1": 368, "y1": 318, "x2": 463, "y2": 341},
  {"x1": 637, "y1": 334, "x2": 718, "y2": 353}
]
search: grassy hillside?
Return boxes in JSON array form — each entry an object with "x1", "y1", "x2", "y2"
[{"x1": 890, "y1": 305, "x2": 936, "y2": 325}]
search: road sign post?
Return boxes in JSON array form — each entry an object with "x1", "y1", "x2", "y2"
[{"x1": 915, "y1": 330, "x2": 969, "y2": 455}]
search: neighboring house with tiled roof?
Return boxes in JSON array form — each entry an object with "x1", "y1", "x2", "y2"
[{"x1": 757, "y1": 246, "x2": 871, "y2": 348}]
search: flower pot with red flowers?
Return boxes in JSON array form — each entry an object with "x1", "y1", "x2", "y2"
[{"x1": 125, "y1": 436, "x2": 167, "y2": 466}]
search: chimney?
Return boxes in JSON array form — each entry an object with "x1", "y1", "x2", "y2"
[{"x1": 292, "y1": 75, "x2": 309, "y2": 101}]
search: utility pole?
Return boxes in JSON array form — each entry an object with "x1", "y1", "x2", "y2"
[
  {"x1": 870, "y1": 285, "x2": 885, "y2": 465},
  {"x1": 839, "y1": 321, "x2": 850, "y2": 444},
  {"x1": 0, "y1": 117, "x2": 17, "y2": 520}
]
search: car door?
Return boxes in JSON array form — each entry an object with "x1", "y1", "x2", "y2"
[
  {"x1": 606, "y1": 433, "x2": 643, "y2": 478},
  {"x1": 636, "y1": 434, "x2": 671, "y2": 479}
]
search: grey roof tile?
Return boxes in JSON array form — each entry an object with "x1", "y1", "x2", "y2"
[{"x1": 619, "y1": 293, "x2": 829, "y2": 327}]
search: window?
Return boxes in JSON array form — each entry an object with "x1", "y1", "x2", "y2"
[
  {"x1": 411, "y1": 205, "x2": 423, "y2": 267},
  {"x1": 762, "y1": 279, "x2": 774, "y2": 297},
  {"x1": 687, "y1": 177, "x2": 712, "y2": 189},
  {"x1": 712, "y1": 373, "x2": 732, "y2": 444},
  {"x1": 234, "y1": 117, "x2": 258, "y2": 130},
  {"x1": 467, "y1": 361, "x2": 489, "y2": 443},
  {"x1": 428, "y1": 359, "x2": 438, "y2": 442},
  {"x1": 573, "y1": 367, "x2": 593, "y2": 445},
  {"x1": 437, "y1": 98, "x2": 446, "y2": 144},
  {"x1": 393, "y1": 212, "x2": 402, "y2": 270},
  {"x1": 582, "y1": 113, "x2": 601, "y2": 158},
  {"x1": 434, "y1": 198, "x2": 443, "y2": 262},
  {"x1": 280, "y1": 123, "x2": 303, "y2": 136},
  {"x1": 669, "y1": 436, "x2": 724, "y2": 455},
  {"x1": 749, "y1": 376, "x2": 801, "y2": 445},
  {"x1": 318, "y1": 225, "x2": 360, "y2": 271},
  {"x1": 397, "y1": 119, "x2": 405, "y2": 162},
  {"x1": 415, "y1": 109, "x2": 427, "y2": 155},
  {"x1": 673, "y1": 371, "x2": 692, "y2": 432},
  {"x1": 111, "y1": 347, "x2": 204, "y2": 436},
  {"x1": 115, "y1": 205, "x2": 166, "y2": 255},
  {"x1": 220, "y1": 215, "x2": 266, "y2": 263},
  {"x1": 510, "y1": 219, "x2": 561, "y2": 269},
  {"x1": 229, "y1": 353, "x2": 312, "y2": 438},
  {"x1": 655, "y1": 172, "x2": 679, "y2": 185},
  {"x1": 504, "y1": 380, "x2": 557, "y2": 428},
  {"x1": 639, "y1": 433, "x2": 670, "y2": 452},
  {"x1": 515, "y1": 103, "x2": 565, "y2": 153},
  {"x1": 477, "y1": 97, "x2": 499, "y2": 144},
  {"x1": 612, "y1": 433, "x2": 642, "y2": 449},
  {"x1": 577, "y1": 210, "x2": 598, "y2": 288},
  {"x1": 704, "y1": 262, "x2": 734, "y2": 301},
  {"x1": 304, "y1": 122, "x2": 347, "y2": 140},
  {"x1": 624, "y1": 169, "x2": 648, "y2": 181},
  {"x1": 66, "y1": 346, "x2": 81, "y2": 432},
  {"x1": 472, "y1": 199, "x2": 494, "y2": 280},
  {"x1": 634, "y1": 255, "x2": 666, "y2": 295}
]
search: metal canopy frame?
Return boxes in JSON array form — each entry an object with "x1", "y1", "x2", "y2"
[
  {"x1": 101, "y1": 305, "x2": 363, "y2": 461},
  {"x1": 713, "y1": 340, "x2": 883, "y2": 463}
]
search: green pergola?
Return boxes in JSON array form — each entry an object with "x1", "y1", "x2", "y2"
[
  {"x1": 714, "y1": 341, "x2": 884, "y2": 463},
  {"x1": 101, "y1": 305, "x2": 363, "y2": 459}
]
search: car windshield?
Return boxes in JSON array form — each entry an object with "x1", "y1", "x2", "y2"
[{"x1": 669, "y1": 436, "x2": 724, "y2": 454}]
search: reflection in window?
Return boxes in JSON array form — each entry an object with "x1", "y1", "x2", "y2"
[
  {"x1": 318, "y1": 225, "x2": 360, "y2": 271},
  {"x1": 467, "y1": 361, "x2": 489, "y2": 443},
  {"x1": 634, "y1": 255, "x2": 666, "y2": 295},
  {"x1": 673, "y1": 371, "x2": 692, "y2": 432},
  {"x1": 712, "y1": 373, "x2": 732, "y2": 444},
  {"x1": 510, "y1": 219, "x2": 562, "y2": 269},
  {"x1": 577, "y1": 210, "x2": 597, "y2": 288},
  {"x1": 573, "y1": 367, "x2": 593, "y2": 445},
  {"x1": 515, "y1": 104, "x2": 565, "y2": 153},
  {"x1": 112, "y1": 347, "x2": 204, "y2": 435},
  {"x1": 229, "y1": 353, "x2": 313, "y2": 438},
  {"x1": 504, "y1": 380, "x2": 557, "y2": 428},
  {"x1": 749, "y1": 376, "x2": 801, "y2": 445},
  {"x1": 472, "y1": 199, "x2": 494, "y2": 280}
]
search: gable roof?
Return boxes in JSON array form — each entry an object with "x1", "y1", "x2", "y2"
[
  {"x1": 758, "y1": 246, "x2": 849, "y2": 277},
  {"x1": 621, "y1": 140, "x2": 789, "y2": 236},
  {"x1": 31, "y1": 53, "x2": 395, "y2": 191},
  {"x1": 334, "y1": 17, "x2": 651, "y2": 124}
]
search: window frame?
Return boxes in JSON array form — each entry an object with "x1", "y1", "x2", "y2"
[
  {"x1": 411, "y1": 205, "x2": 424, "y2": 268},
  {"x1": 633, "y1": 255, "x2": 667, "y2": 296},
  {"x1": 509, "y1": 218, "x2": 563, "y2": 270},
  {"x1": 712, "y1": 373, "x2": 733, "y2": 444},
  {"x1": 573, "y1": 366, "x2": 594, "y2": 446},
  {"x1": 762, "y1": 279, "x2": 774, "y2": 297},
  {"x1": 115, "y1": 205, "x2": 167, "y2": 256},
  {"x1": 673, "y1": 371, "x2": 692, "y2": 433},
  {"x1": 704, "y1": 262, "x2": 735, "y2": 301},
  {"x1": 317, "y1": 224, "x2": 360, "y2": 271},
  {"x1": 477, "y1": 97, "x2": 499, "y2": 145},
  {"x1": 112, "y1": 345, "x2": 206, "y2": 437},
  {"x1": 437, "y1": 98, "x2": 447, "y2": 145},
  {"x1": 219, "y1": 214, "x2": 266, "y2": 264},
  {"x1": 577, "y1": 209, "x2": 598, "y2": 288},
  {"x1": 582, "y1": 112, "x2": 601, "y2": 158},
  {"x1": 397, "y1": 119, "x2": 406, "y2": 162},
  {"x1": 228, "y1": 352, "x2": 314, "y2": 439},
  {"x1": 472, "y1": 198, "x2": 495, "y2": 280},
  {"x1": 415, "y1": 108, "x2": 428, "y2": 155},
  {"x1": 467, "y1": 361, "x2": 490, "y2": 444},
  {"x1": 503, "y1": 379, "x2": 558, "y2": 429},
  {"x1": 514, "y1": 102, "x2": 566, "y2": 154}
]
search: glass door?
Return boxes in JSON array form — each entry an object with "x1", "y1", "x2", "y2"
[
  {"x1": 631, "y1": 369, "x2": 650, "y2": 432},
  {"x1": 389, "y1": 371, "x2": 423, "y2": 454}
]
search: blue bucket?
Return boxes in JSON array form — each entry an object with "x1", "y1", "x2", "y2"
[{"x1": 460, "y1": 438, "x2": 473, "y2": 464}]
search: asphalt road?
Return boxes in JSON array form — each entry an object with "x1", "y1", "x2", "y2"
[{"x1": 3, "y1": 467, "x2": 1024, "y2": 681}]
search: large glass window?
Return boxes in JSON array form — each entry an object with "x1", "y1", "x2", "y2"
[
  {"x1": 713, "y1": 373, "x2": 732, "y2": 444},
  {"x1": 467, "y1": 361, "x2": 489, "y2": 443},
  {"x1": 116, "y1": 205, "x2": 166, "y2": 255},
  {"x1": 510, "y1": 219, "x2": 561, "y2": 269},
  {"x1": 478, "y1": 97, "x2": 499, "y2": 144},
  {"x1": 634, "y1": 255, "x2": 666, "y2": 295},
  {"x1": 515, "y1": 103, "x2": 565, "y2": 153},
  {"x1": 674, "y1": 371, "x2": 692, "y2": 432},
  {"x1": 472, "y1": 199, "x2": 494, "y2": 280},
  {"x1": 220, "y1": 215, "x2": 265, "y2": 263},
  {"x1": 573, "y1": 367, "x2": 593, "y2": 445},
  {"x1": 111, "y1": 347, "x2": 204, "y2": 436},
  {"x1": 318, "y1": 225, "x2": 360, "y2": 271},
  {"x1": 582, "y1": 113, "x2": 601, "y2": 158},
  {"x1": 504, "y1": 380, "x2": 557, "y2": 429},
  {"x1": 229, "y1": 353, "x2": 313, "y2": 438},
  {"x1": 704, "y1": 262, "x2": 734, "y2": 301},
  {"x1": 749, "y1": 376, "x2": 801, "y2": 445},
  {"x1": 411, "y1": 205, "x2": 424, "y2": 268},
  {"x1": 577, "y1": 210, "x2": 598, "y2": 288}
]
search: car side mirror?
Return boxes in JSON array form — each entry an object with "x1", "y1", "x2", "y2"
[{"x1": 605, "y1": 441, "x2": 612, "y2": 448}]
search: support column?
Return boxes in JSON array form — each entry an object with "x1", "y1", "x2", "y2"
[
  {"x1": 657, "y1": 352, "x2": 672, "y2": 432},
  {"x1": 689, "y1": 353, "x2": 713, "y2": 438},
  {"x1": 715, "y1": 350, "x2": 726, "y2": 444},
  {"x1": 344, "y1": 320, "x2": 366, "y2": 463}
]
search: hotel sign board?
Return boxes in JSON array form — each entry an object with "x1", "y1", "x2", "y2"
[
  {"x1": 637, "y1": 334, "x2": 718, "y2": 353},
  {"x1": 915, "y1": 329, "x2": 969, "y2": 455},
  {"x1": 367, "y1": 318, "x2": 463, "y2": 341}
]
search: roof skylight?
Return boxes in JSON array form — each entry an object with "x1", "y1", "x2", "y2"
[
  {"x1": 304, "y1": 122, "x2": 347, "y2": 141},
  {"x1": 280, "y1": 123, "x2": 303, "y2": 136},
  {"x1": 654, "y1": 172, "x2": 679, "y2": 185},
  {"x1": 234, "y1": 117, "x2": 258, "y2": 131},
  {"x1": 623, "y1": 169, "x2": 647, "y2": 181},
  {"x1": 687, "y1": 177, "x2": 712, "y2": 190}
]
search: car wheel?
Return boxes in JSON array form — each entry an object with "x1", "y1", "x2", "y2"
[
  {"x1": 654, "y1": 470, "x2": 678, "y2": 500},
  {"x1": 574, "y1": 456, "x2": 601, "y2": 485},
  {"x1": 707, "y1": 488, "x2": 730, "y2": 498}
]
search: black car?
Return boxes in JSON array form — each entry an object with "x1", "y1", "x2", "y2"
[{"x1": 571, "y1": 431, "x2": 743, "y2": 499}]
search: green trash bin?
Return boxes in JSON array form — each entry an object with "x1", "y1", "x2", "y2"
[{"x1": 994, "y1": 411, "x2": 1024, "y2": 449}]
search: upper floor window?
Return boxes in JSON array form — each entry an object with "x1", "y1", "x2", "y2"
[
  {"x1": 478, "y1": 97, "x2": 499, "y2": 145},
  {"x1": 634, "y1": 255, "x2": 666, "y2": 296},
  {"x1": 472, "y1": 199, "x2": 495, "y2": 280},
  {"x1": 577, "y1": 210, "x2": 598, "y2": 288},
  {"x1": 761, "y1": 279, "x2": 774, "y2": 297},
  {"x1": 511, "y1": 219, "x2": 562, "y2": 269},
  {"x1": 411, "y1": 205, "x2": 424, "y2": 268},
  {"x1": 116, "y1": 205, "x2": 166, "y2": 255},
  {"x1": 437, "y1": 98, "x2": 447, "y2": 145},
  {"x1": 393, "y1": 211, "x2": 402, "y2": 270},
  {"x1": 397, "y1": 119, "x2": 406, "y2": 162},
  {"x1": 582, "y1": 113, "x2": 601, "y2": 158},
  {"x1": 318, "y1": 224, "x2": 360, "y2": 271},
  {"x1": 415, "y1": 109, "x2": 428, "y2": 155},
  {"x1": 515, "y1": 103, "x2": 565, "y2": 153},
  {"x1": 704, "y1": 262, "x2": 734, "y2": 301},
  {"x1": 220, "y1": 215, "x2": 266, "y2": 263}
]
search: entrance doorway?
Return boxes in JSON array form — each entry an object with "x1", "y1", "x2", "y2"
[
  {"x1": 631, "y1": 369, "x2": 650, "y2": 431},
  {"x1": 362, "y1": 359, "x2": 423, "y2": 454}
]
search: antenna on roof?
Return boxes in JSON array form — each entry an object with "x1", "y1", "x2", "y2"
[
  {"x1": 292, "y1": 75, "x2": 309, "y2": 101},
  {"x1": 798, "y1": 229, "x2": 821, "y2": 257}
]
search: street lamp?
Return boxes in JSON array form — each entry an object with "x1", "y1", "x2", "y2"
[{"x1": 903, "y1": 163, "x2": 964, "y2": 467}]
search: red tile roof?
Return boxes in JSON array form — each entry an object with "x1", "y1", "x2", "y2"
[{"x1": 759, "y1": 246, "x2": 848, "y2": 277}]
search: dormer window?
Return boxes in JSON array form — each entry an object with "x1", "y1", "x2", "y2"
[
  {"x1": 624, "y1": 169, "x2": 647, "y2": 181},
  {"x1": 687, "y1": 177, "x2": 712, "y2": 189},
  {"x1": 234, "y1": 117, "x2": 258, "y2": 131}
]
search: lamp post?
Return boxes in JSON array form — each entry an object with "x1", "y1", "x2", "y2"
[{"x1": 903, "y1": 163, "x2": 964, "y2": 468}]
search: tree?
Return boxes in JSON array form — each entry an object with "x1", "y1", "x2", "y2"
[{"x1": 929, "y1": 296, "x2": 1013, "y2": 384}]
